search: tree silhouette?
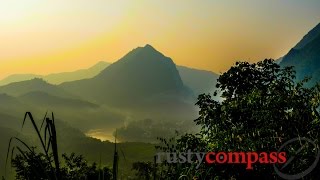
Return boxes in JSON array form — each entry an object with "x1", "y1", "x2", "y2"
[
  {"x1": 155, "y1": 59, "x2": 320, "y2": 179},
  {"x1": 132, "y1": 161, "x2": 155, "y2": 180}
]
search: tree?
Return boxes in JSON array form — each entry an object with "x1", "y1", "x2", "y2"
[
  {"x1": 132, "y1": 161, "x2": 155, "y2": 180},
  {"x1": 197, "y1": 59, "x2": 320, "y2": 178},
  {"x1": 156, "y1": 59, "x2": 320, "y2": 179}
]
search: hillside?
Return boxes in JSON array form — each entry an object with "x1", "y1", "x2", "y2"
[
  {"x1": 293, "y1": 23, "x2": 320, "y2": 50},
  {"x1": 19, "y1": 91, "x2": 99, "y2": 109},
  {"x1": 177, "y1": 66, "x2": 219, "y2": 95},
  {"x1": 280, "y1": 23, "x2": 320, "y2": 86},
  {"x1": 45, "y1": 61, "x2": 110, "y2": 84},
  {"x1": 0, "y1": 78, "x2": 77, "y2": 98},
  {"x1": 60, "y1": 44, "x2": 194, "y2": 108}
]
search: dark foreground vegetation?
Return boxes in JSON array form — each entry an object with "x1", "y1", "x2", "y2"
[
  {"x1": 4, "y1": 112, "x2": 113, "y2": 180},
  {"x1": 135, "y1": 59, "x2": 320, "y2": 179}
]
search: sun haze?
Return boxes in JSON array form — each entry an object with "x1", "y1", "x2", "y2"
[{"x1": 0, "y1": 0, "x2": 320, "y2": 79}]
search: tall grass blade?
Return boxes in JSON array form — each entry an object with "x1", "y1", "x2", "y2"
[
  {"x1": 22, "y1": 112, "x2": 47, "y2": 153},
  {"x1": 49, "y1": 113, "x2": 60, "y2": 179},
  {"x1": 40, "y1": 111, "x2": 48, "y2": 131}
]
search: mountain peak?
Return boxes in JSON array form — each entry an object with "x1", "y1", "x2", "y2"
[
  {"x1": 30, "y1": 77, "x2": 46, "y2": 82},
  {"x1": 27, "y1": 78, "x2": 50, "y2": 85},
  {"x1": 118, "y1": 44, "x2": 167, "y2": 64},
  {"x1": 143, "y1": 44, "x2": 155, "y2": 49},
  {"x1": 62, "y1": 44, "x2": 192, "y2": 107},
  {"x1": 95, "y1": 61, "x2": 108, "y2": 65},
  {"x1": 91, "y1": 61, "x2": 110, "y2": 69},
  {"x1": 139, "y1": 44, "x2": 161, "y2": 55}
]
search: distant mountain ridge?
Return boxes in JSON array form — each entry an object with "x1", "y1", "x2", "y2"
[
  {"x1": 0, "y1": 48, "x2": 219, "y2": 96},
  {"x1": 0, "y1": 61, "x2": 110, "y2": 86},
  {"x1": 46, "y1": 61, "x2": 110, "y2": 84},
  {"x1": 177, "y1": 66, "x2": 219, "y2": 95},
  {"x1": 0, "y1": 78, "x2": 76, "y2": 98},
  {"x1": 0, "y1": 74, "x2": 42, "y2": 86}
]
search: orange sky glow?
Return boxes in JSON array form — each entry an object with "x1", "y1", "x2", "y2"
[{"x1": 0, "y1": 0, "x2": 320, "y2": 79}]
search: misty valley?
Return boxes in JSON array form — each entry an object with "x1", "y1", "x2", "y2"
[
  {"x1": 1, "y1": 21, "x2": 320, "y2": 179},
  {"x1": 0, "y1": 44, "x2": 218, "y2": 179}
]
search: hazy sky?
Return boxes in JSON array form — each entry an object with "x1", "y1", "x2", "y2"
[{"x1": 1, "y1": 0, "x2": 320, "y2": 79}]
